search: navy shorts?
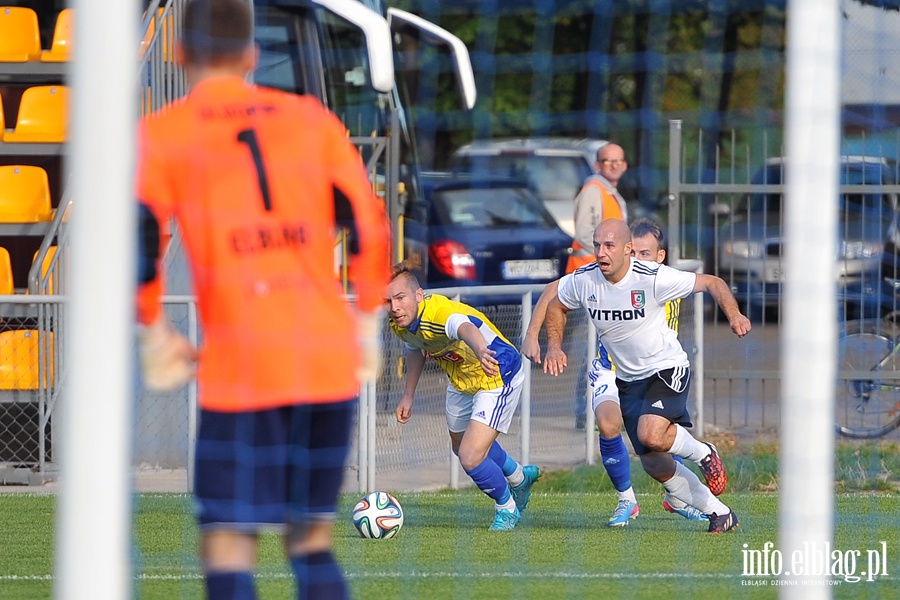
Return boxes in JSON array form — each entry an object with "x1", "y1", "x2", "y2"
[
  {"x1": 617, "y1": 366, "x2": 693, "y2": 456},
  {"x1": 194, "y1": 399, "x2": 355, "y2": 531}
]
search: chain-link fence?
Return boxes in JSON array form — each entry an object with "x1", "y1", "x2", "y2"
[
  {"x1": 668, "y1": 120, "x2": 900, "y2": 439},
  {"x1": 0, "y1": 273, "x2": 718, "y2": 491},
  {"x1": 0, "y1": 296, "x2": 63, "y2": 484}
]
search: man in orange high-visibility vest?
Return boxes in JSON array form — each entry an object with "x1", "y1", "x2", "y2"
[{"x1": 566, "y1": 143, "x2": 629, "y2": 273}]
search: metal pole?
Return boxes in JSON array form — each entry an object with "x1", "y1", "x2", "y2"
[
  {"x1": 366, "y1": 378, "x2": 376, "y2": 492},
  {"x1": 450, "y1": 292, "x2": 460, "y2": 490},
  {"x1": 38, "y1": 301, "x2": 47, "y2": 477},
  {"x1": 586, "y1": 321, "x2": 596, "y2": 464},
  {"x1": 668, "y1": 119, "x2": 683, "y2": 265},
  {"x1": 694, "y1": 288, "x2": 704, "y2": 439},
  {"x1": 521, "y1": 291, "x2": 532, "y2": 465},
  {"x1": 55, "y1": 0, "x2": 137, "y2": 597},
  {"x1": 389, "y1": 109, "x2": 403, "y2": 263},
  {"x1": 357, "y1": 380, "x2": 368, "y2": 493},
  {"x1": 186, "y1": 301, "x2": 198, "y2": 494},
  {"x1": 450, "y1": 450, "x2": 460, "y2": 490}
]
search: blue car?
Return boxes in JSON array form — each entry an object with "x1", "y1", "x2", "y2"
[{"x1": 402, "y1": 174, "x2": 573, "y2": 303}]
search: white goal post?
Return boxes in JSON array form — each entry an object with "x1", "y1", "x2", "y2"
[
  {"x1": 54, "y1": 1, "x2": 138, "y2": 599},
  {"x1": 780, "y1": 0, "x2": 840, "y2": 596}
]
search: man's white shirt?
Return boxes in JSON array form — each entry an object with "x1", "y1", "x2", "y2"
[{"x1": 557, "y1": 258, "x2": 696, "y2": 381}]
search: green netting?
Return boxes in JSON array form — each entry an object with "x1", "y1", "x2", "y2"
[{"x1": 392, "y1": 0, "x2": 900, "y2": 214}]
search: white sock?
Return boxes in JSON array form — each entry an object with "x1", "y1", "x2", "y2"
[
  {"x1": 507, "y1": 464, "x2": 524, "y2": 487},
  {"x1": 663, "y1": 462, "x2": 729, "y2": 515},
  {"x1": 496, "y1": 495, "x2": 517, "y2": 512},
  {"x1": 668, "y1": 425, "x2": 712, "y2": 463},
  {"x1": 617, "y1": 486, "x2": 637, "y2": 504},
  {"x1": 663, "y1": 492, "x2": 687, "y2": 509}
]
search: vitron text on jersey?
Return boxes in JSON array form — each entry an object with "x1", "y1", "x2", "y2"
[{"x1": 588, "y1": 308, "x2": 645, "y2": 321}]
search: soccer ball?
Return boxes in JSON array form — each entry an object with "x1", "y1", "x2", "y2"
[{"x1": 352, "y1": 491, "x2": 404, "y2": 539}]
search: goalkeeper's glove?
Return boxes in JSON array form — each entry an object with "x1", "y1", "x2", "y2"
[
  {"x1": 138, "y1": 316, "x2": 198, "y2": 391},
  {"x1": 357, "y1": 310, "x2": 383, "y2": 382}
]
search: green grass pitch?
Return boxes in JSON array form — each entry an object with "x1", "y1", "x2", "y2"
[{"x1": 1, "y1": 447, "x2": 898, "y2": 599}]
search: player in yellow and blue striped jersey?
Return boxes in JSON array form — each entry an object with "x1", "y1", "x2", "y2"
[{"x1": 386, "y1": 263, "x2": 540, "y2": 531}]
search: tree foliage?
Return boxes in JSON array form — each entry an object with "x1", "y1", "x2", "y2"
[{"x1": 389, "y1": 0, "x2": 788, "y2": 201}]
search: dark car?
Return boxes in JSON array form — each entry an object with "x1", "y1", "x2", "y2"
[
  {"x1": 716, "y1": 157, "x2": 899, "y2": 317},
  {"x1": 402, "y1": 174, "x2": 572, "y2": 302}
]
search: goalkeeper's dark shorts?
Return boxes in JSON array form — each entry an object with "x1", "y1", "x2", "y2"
[{"x1": 194, "y1": 399, "x2": 355, "y2": 532}]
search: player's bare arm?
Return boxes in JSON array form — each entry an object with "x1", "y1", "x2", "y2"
[
  {"x1": 455, "y1": 321, "x2": 500, "y2": 378},
  {"x1": 522, "y1": 279, "x2": 561, "y2": 364},
  {"x1": 396, "y1": 349, "x2": 426, "y2": 424},
  {"x1": 693, "y1": 273, "x2": 752, "y2": 337},
  {"x1": 543, "y1": 296, "x2": 570, "y2": 376}
]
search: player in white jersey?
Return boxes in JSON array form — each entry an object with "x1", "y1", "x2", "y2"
[
  {"x1": 543, "y1": 219, "x2": 751, "y2": 533},
  {"x1": 524, "y1": 218, "x2": 704, "y2": 526}
]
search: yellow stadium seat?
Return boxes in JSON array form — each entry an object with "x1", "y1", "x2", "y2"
[
  {"x1": 4, "y1": 85, "x2": 69, "y2": 143},
  {"x1": 0, "y1": 165, "x2": 52, "y2": 222},
  {"x1": 40, "y1": 8, "x2": 73, "y2": 63},
  {"x1": 0, "y1": 247, "x2": 13, "y2": 295},
  {"x1": 0, "y1": 330, "x2": 53, "y2": 390},
  {"x1": 0, "y1": 7, "x2": 41, "y2": 62}
]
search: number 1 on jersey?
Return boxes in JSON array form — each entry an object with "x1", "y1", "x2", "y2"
[{"x1": 237, "y1": 128, "x2": 273, "y2": 211}]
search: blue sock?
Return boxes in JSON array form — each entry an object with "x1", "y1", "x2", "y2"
[
  {"x1": 599, "y1": 435, "x2": 632, "y2": 493},
  {"x1": 290, "y1": 551, "x2": 348, "y2": 600},
  {"x1": 465, "y1": 457, "x2": 512, "y2": 504},
  {"x1": 205, "y1": 571, "x2": 256, "y2": 600},
  {"x1": 488, "y1": 441, "x2": 518, "y2": 477},
  {"x1": 674, "y1": 455, "x2": 685, "y2": 465}
]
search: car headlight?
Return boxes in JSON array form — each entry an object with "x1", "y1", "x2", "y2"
[
  {"x1": 840, "y1": 241, "x2": 882, "y2": 260},
  {"x1": 723, "y1": 240, "x2": 764, "y2": 258}
]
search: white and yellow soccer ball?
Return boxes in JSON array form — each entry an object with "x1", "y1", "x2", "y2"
[{"x1": 352, "y1": 491, "x2": 404, "y2": 539}]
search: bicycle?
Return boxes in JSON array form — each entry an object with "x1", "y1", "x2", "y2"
[{"x1": 836, "y1": 318, "x2": 900, "y2": 438}]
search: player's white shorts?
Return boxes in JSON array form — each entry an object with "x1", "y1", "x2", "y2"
[
  {"x1": 445, "y1": 365, "x2": 524, "y2": 434},
  {"x1": 589, "y1": 358, "x2": 620, "y2": 413}
]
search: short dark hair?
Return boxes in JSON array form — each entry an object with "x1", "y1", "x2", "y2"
[
  {"x1": 181, "y1": 0, "x2": 252, "y2": 64},
  {"x1": 391, "y1": 261, "x2": 421, "y2": 290},
  {"x1": 630, "y1": 217, "x2": 665, "y2": 248}
]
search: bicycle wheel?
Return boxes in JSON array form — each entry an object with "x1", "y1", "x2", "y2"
[{"x1": 836, "y1": 320, "x2": 900, "y2": 438}]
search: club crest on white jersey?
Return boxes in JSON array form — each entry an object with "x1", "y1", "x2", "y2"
[
  {"x1": 557, "y1": 259, "x2": 697, "y2": 381},
  {"x1": 631, "y1": 290, "x2": 645, "y2": 309}
]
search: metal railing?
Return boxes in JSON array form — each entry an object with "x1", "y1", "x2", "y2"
[
  {"x1": 0, "y1": 295, "x2": 65, "y2": 484},
  {"x1": 668, "y1": 119, "x2": 900, "y2": 435}
]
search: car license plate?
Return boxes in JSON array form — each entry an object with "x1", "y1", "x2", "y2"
[{"x1": 502, "y1": 259, "x2": 558, "y2": 280}]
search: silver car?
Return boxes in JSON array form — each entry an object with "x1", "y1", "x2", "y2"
[
  {"x1": 717, "y1": 156, "x2": 898, "y2": 313},
  {"x1": 451, "y1": 137, "x2": 609, "y2": 236}
]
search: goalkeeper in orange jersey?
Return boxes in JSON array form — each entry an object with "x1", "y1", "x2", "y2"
[
  {"x1": 135, "y1": 0, "x2": 390, "y2": 597},
  {"x1": 386, "y1": 262, "x2": 540, "y2": 531}
]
